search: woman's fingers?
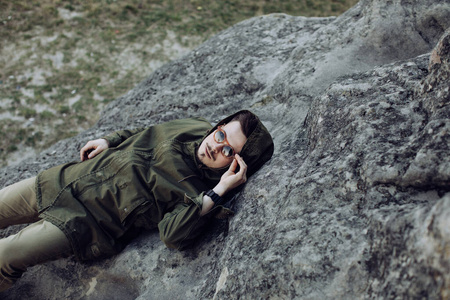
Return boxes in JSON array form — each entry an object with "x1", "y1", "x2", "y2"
[
  {"x1": 79, "y1": 139, "x2": 108, "y2": 161},
  {"x1": 228, "y1": 156, "x2": 238, "y2": 172},
  {"x1": 235, "y1": 154, "x2": 247, "y2": 181},
  {"x1": 80, "y1": 142, "x2": 93, "y2": 161}
]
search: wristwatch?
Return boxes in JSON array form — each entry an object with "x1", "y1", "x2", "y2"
[{"x1": 205, "y1": 189, "x2": 222, "y2": 204}]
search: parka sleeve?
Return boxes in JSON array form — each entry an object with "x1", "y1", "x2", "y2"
[
  {"x1": 101, "y1": 127, "x2": 146, "y2": 148},
  {"x1": 158, "y1": 193, "x2": 207, "y2": 250},
  {"x1": 158, "y1": 193, "x2": 234, "y2": 250}
]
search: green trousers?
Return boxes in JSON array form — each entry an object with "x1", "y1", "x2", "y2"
[{"x1": 0, "y1": 177, "x2": 72, "y2": 292}]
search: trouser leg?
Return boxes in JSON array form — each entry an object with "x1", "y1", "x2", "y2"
[
  {"x1": 0, "y1": 219, "x2": 72, "y2": 292},
  {"x1": 0, "y1": 177, "x2": 72, "y2": 292},
  {"x1": 0, "y1": 177, "x2": 39, "y2": 228}
]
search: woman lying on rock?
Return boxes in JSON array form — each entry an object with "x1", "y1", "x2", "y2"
[{"x1": 0, "y1": 110, "x2": 274, "y2": 291}]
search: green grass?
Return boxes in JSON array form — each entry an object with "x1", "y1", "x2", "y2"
[
  {"x1": 0, "y1": 0, "x2": 358, "y2": 41},
  {"x1": 0, "y1": 0, "x2": 358, "y2": 166}
]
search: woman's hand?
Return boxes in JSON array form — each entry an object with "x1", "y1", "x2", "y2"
[
  {"x1": 80, "y1": 139, "x2": 109, "y2": 161},
  {"x1": 200, "y1": 154, "x2": 248, "y2": 216},
  {"x1": 214, "y1": 154, "x2": 248, "y2": 196}
]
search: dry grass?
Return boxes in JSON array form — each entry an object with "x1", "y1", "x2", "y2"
[{"x1": 0, "y1": 0, "x2": 358, "y2": 166}]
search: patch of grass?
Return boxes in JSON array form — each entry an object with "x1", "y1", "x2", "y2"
[
  {"x1": 7, "y1": 145, "x2": 18, "y2": 152},
  {"x1": 39, "y1": 110, "x2": 54, "y2": 119},
  {"x1": 18, "y1": 107, "x2": 37, "y2": 118},
  {"x1": 0, "y1": 119, "x2": 33, "y2": 162},
  {"x1": 58, "y1": 105, "x2": 70, "y2": 114},
  {"x1": 25, "y1": 131, "x2": 43, "y2": 147}
]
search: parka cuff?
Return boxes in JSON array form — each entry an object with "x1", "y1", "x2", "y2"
[
  {"x1": 184, "y1": 193, "x2": 235, "y2": 219},
  {"x1": 101, "y1": 133, "x2": 123, "y2": 148}
]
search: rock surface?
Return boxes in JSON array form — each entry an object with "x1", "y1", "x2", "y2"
[{"x1": 1, "y1": 0, "x2": 450, "y2": 299}]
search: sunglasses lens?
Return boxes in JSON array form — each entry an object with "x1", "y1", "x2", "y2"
[
  {"x1": 214, "y1": 130, "x2": 225, "y2": 142},
  {"x1": 222, "y1": 146, "x2": 234, "y2": 157}
]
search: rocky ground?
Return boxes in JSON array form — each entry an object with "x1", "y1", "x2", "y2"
[{"x1": 1, "y1": 0, "x2": 449, "y2": 299}]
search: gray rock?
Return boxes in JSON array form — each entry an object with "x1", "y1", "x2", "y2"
[{"x1": 1, "y1": 0, "x2": 449, "y2": 299}]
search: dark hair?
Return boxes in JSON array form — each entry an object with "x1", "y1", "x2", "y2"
[{"x1": 230, "y1": 110, "x2": 258, "y2": 138}]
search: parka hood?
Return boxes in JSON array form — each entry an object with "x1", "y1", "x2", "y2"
[{"x1": 197, "y1": 110, "x2": 274, "y2": 180}]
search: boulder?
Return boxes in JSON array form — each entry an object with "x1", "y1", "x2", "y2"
[{"x1": 1, "y1": 0, "x2": 449, "y2": 299}]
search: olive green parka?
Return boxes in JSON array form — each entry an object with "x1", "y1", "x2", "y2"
[{"x1": 36, "y1": 110, "x2": 274, "y2": 261}]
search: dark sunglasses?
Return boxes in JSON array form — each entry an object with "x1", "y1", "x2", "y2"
[{"x1": 213, "y1": 126, "x2": 235, "y2": 158}]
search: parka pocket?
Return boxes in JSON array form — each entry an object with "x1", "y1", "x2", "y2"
[{"x1": 119, "y1": 197, "x2": 148, "y2": 225}]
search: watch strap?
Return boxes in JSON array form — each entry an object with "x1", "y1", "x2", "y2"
[{"x1": 205, "y1": 189, "x2": 222, "y2": 204}]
